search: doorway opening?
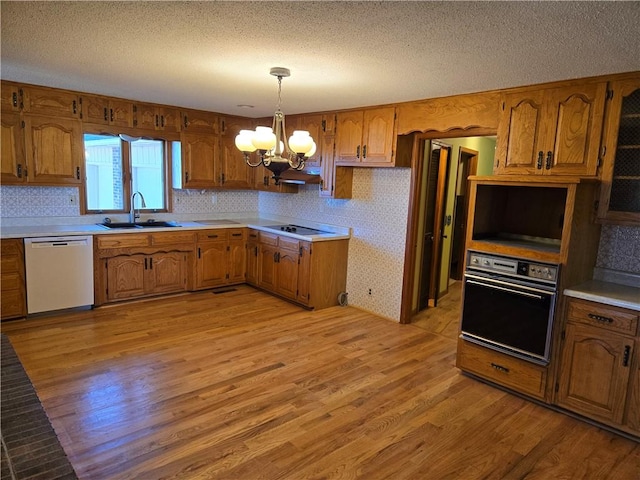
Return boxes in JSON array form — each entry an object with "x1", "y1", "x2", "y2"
[{"x1": 402, "y1": 134, "x2": 496, "y2": 325}]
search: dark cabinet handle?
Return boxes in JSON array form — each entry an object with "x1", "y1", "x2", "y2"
[
  {"x1": 17, "y1": 164, "x2": 22, "y2": 178},
  {"x1": 110, "y1": 108, "x2": 114, "y2": 123},
  {"x1": 149, "y1": 257, "x2": 153, "y2": 270},
  {"x1": 545, "y1": 151, "x2": 552, "y2": 170},
  {"x1": 491, "y1": 363, "x2": 509, "y2": 373},
  {"x1": 12, "y1": 92, "x2": 18, "y2": 108},
  {"x1": 588, "y1": 313, "x2": 613, "y2": 324},
  {"x1": 231, "y1": 233, "x2": 242, "y2": 237},
  {"x1": 155, "y1": 115, "x2": 159, "y2": 127},
  {"x1": 207, "y1": 235, "x2": 218, "y2": 239},
  {"x1": 537, "y1": 151, "x2": 543, "y2": 169},
  {"x1": 254, "y1": 246, "x2": 258, "y2": 256},
  {"x1": 104, "y1": 107, "x2": 108, "y2": 121},
  {"x1": 362, "y1": 145, "x2": 367, "y2": 159},
  {"x1": 161, "y1": 115, "x2": 165, "y2": 127},
  {"x1": 73, "y1": 100, "x2": 77, "y2": 114},
  {"x1": 356, "y1": 145, "x2": 360, "y2": 159},
  {"x1": 197, "y1": 247, "x2": 201, "y2": 259},
  {"x1": 623, "y1": 346, "x2": 631, "y2": 367},
  {"x1": 76, "y1": 167, "x2": 81, "y2": 180},
  {"x1": 183, "y1": 115, "x2": 188, "y2": 128},
  {"x1": 185, "y1": 172, "x2": 189, "y2": 182},
  {"x1": 273, "y1": 252, "x2": 278, "y2": 262}
]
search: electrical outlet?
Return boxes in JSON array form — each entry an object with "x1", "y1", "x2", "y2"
[
  {"x1": 368, "y1": 288, "x2": 372, "y2": 295},
  {"x1": 69, "y1": 195, "x2": 76, "y2": 204}
]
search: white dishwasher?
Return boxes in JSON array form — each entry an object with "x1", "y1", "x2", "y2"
[{"x1": 24, "y1": 236, "x2": 94, "y2": 314}]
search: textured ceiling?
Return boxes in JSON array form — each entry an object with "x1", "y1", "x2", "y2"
[{"x1": 1, "y1": 1, "x2": 639, "y2": 118}]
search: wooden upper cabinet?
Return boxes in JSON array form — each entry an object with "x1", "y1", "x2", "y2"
[
  {"x1": 23, "y1": 115, "x2": 84, "y2": 184},
  {"x1": 81, "y1": 94, "x2": 133, "y2": 128},
  {"x1": 22, "y1": 85, "x2": 80, "y2": 119},
  {"x1": 335, "y1": 107, "x2": 396, "y2": 166},
  {"x1": 219, "y1": 116, "x2": 252, "y2": 189},
  {"x1": 1, "y1": 82, "x2": 22, "y2": 112},
  {"x1": 181, "y1": 109, "x2": 219, "y2": 134},
  {"x1": 597, "y1": 76, "x2": 640, "y2": 225},
  {"x1": 134, "y1": 103, "x2": 181, "y2": 133},
  {"x1": 495, "y1": 82, "x2": 607, "y2": 176},
  {"x1": 1, "y1": 112, "x2": 26, "y2": 183},
  {"x1": 179, "y1": 132, "x2": 220, "y2": 189}
]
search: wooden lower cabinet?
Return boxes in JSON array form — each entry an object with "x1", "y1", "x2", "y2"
[
  {"x1": 249, "y1": 231, "x2": 349, "y2": 309},
  {"x1": 556, "y1": 298, "x2": 639, "y2": 435},
  {"x1": 194, "y1": 229, "x2": 245, "y2": 289},
  {"x1": 95, "y1": 232, "x2": 194, "y2": 305},
  {"x1": 456, "y1": 338, "x2": 547, "y2": 400},
  {"x1": 1, "y1": 239, "x2": 27, "y2": 320},
  {"x1": 106, "y1": 252, "x2": 189, "y2": 301}
]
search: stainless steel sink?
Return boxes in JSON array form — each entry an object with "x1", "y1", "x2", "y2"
[{"x1": 99, "y1": 221, "x2": 180, "y2": 229}]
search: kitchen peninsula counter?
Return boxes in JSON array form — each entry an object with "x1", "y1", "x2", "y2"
[{"x1": 564, "y1": 278, "x2": 640, "y2": 311}]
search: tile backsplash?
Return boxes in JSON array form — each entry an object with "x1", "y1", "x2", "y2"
[
  {"x1": 596, "y1": 224, "x2": 640, "y2": 274},
  {"x1": 0, "y1": 185, "x2": 80, "y2": 218}
]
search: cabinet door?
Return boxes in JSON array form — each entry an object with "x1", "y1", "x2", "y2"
[
  {"x1": 276, "y1": 245, "x2": 299, "y2": 300},
  {"x1": 544, "y1": 82, "x2": 606, "y2": 176},
  {"x1": 180, "y1": 132, "x2": 220, "y2": 188},
  {"x1": 181, "y1": 109, "x2": 219, "y2": 134},
  {"x1": 1, "y1": 112, "x2": 26, "y2": 184},
  {"x1": 258, "y1": 243, "x2": 278, "y2": 291},
  {"x1": 149, "y1": 252, "x2": 188, "y2": 294},
  {"x1": 495, "y1": 89, "x2": 546, "y2": 175},
  {"x1": 361, "y1": 107, "x2": 396, "y2": 165},
  {"x1": 1, "y1": 239, "x2": 26, "y2": 320},
  {"x1": 598, "y1": 77, "x2": 640, "y2": 225},
  {"x1": 106, "y1": 255, "x2": 147, "y2": 300},
  {"x1": 23, "y1": 115, "x2": 83, "y2": 184},
  {"x1": 245, "y1": 230, "x2": 259, "y2": 285},
  {"x1": 297, "y1": 241, "x2": 311, "y2": 304},
  {"x1": 624, "y1": 339, "x2": 640, "y2": 434},
  {"x1": 134, "y1": 102, "x2": 158, "y2": 130},
  {"x1": 227, "y1": 230, "x2": 246, "y2": 284},
  {"x1": 23, "y1": 86, "x2": 80, "y2": 118},
  {"x1": 220, "y1": 116, "x2": 252, "y2": 189},
  {"x1": 319, "y1": 133, "x2": 335, "y2": 197},
  {"x1": 196, "y1": 241, "x2": 228, "y2": 288},
  {"x1": 159, "y1": 107, "x2": 181, "y2": 133},
  {"x1": 557, "y1": 323, "x2": 634, "y2": 424},
  {"x1": 335, "y1": 110, "x2": 363, "y2": 164},
  {"x1": 1, "y1": 82, "x2": 22, "y2": 112},
  {"x1": 81, "y1": 94, "x2": 111, "y2": 125}
]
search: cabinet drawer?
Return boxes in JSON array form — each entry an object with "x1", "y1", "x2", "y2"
[
  {"x1": 1, "y1": 239, "x2": 23, "y2": 258},
  {"x1": 456, "y1": 339, "x2": 547, "y2": 399},
  {"x1": 278, "y1": 236, "x2": 299, "y2": 251},
  {"x1": 196, "y1": 230, "x2": 228, "y2": 242},
  {"x1": 248, "y1": 229, "x2": 260, "y2": 241},
  {"x1": 151, "y1": 231, "x2": 195, "y2": 246},
  {"x1": 567, "y1": 298, "x2": 638, "y2": 335},
  {"x1": 259, "y1": 231, "x2": 279, "y2": 246},
  {"x1": 1, "y1": 272, "x2": 24, "y2": 291},
  {"x1": 1, "y1": 254, "x2": 23, "y2": 274},
  {"x1": 228, "y1": 228, "x2": 246, "y2": 241},
  {"x1": 97, "y1": 234, "x2": 150, "y2": 249}
]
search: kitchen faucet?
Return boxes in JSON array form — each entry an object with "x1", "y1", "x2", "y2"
[{"x1": 130, "y1": 191, "x2": 147, "y2": 223}]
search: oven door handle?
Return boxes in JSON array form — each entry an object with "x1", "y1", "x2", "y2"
[{"x1": 465, "y1": 278, "x2": 549, "y2": 300}]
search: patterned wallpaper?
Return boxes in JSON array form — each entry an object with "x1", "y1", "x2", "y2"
[
  {"x1": 596, "y1": 224, "x2": 640, "y2": 274},
  {"x1": 260, "y1": 168, "x2": 412, "y2": 320},
  {"x1": 2, "y1": 181, "x2": 638, "y2": 321}
]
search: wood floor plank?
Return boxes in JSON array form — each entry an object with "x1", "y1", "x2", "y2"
[{"x1": 2, "y1": 284, "x2": 638, "y2": 479}]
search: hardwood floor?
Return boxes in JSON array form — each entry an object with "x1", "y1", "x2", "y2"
[{"x1": 2, "y1": 285, "x2": 638, "y2": 479}]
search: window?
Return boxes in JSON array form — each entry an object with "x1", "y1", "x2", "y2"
[{"x1": 83, "y1": 134, "x2": 171, "y2": 213}]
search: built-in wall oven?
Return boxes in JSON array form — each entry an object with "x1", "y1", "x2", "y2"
[{"x1": 460, "y1": 251, "x2": 560, "y2": 365}]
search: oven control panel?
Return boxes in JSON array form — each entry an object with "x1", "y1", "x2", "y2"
[{"x1": 467, "y1": 251, "x2": 558, "y2": 284}]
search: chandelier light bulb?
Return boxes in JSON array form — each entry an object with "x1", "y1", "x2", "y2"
[
  {"x1": 305, "y1": 140, "x2": 317, "y2": 158},
  {"x1": 252, "y1": 126, "x2": 277, "y2": 151},
  {"x1": 235, "y1": 130, "x2": 257, "y2": 153},
  {"x1": 288, "y1": 130, "x2": 313, "y2": 154}
]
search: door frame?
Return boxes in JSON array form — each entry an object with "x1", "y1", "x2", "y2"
[{"x1": 399, "y1": 128, "x2": 495, "y2": 324}]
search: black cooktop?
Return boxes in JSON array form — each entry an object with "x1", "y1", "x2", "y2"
[{"x1": 265, "y1": 224, "x2": 330, "y2": 235}]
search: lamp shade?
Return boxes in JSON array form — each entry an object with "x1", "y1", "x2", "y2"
[
  {"x1": 305, "y1": 141, "x2": 317, "y2": 158},
  {"x1": 288, "y1": 130, "x2": 313, "y2": 154},
  {"x1": 235, "y1": 130, "x2": 257, "y2": 153},
  {"x1": 252, "y1": 126, "x2": 277, "y2": 151}
]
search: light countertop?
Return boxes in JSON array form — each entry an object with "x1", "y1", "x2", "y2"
[
  {"x1": 0, "y1": 218, "x2": 351, "y2": 243},
  {"x1": 564, "y1": 280, "x2": 640, "y2": 312}
]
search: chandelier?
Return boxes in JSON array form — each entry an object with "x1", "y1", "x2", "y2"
[{"x1": 235, "y1": 67, "x2": 316, "y2": 184}]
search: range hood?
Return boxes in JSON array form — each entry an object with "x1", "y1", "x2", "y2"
[{"x1": 277, "y1": 169, "x2": 322, "y2": 184}]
